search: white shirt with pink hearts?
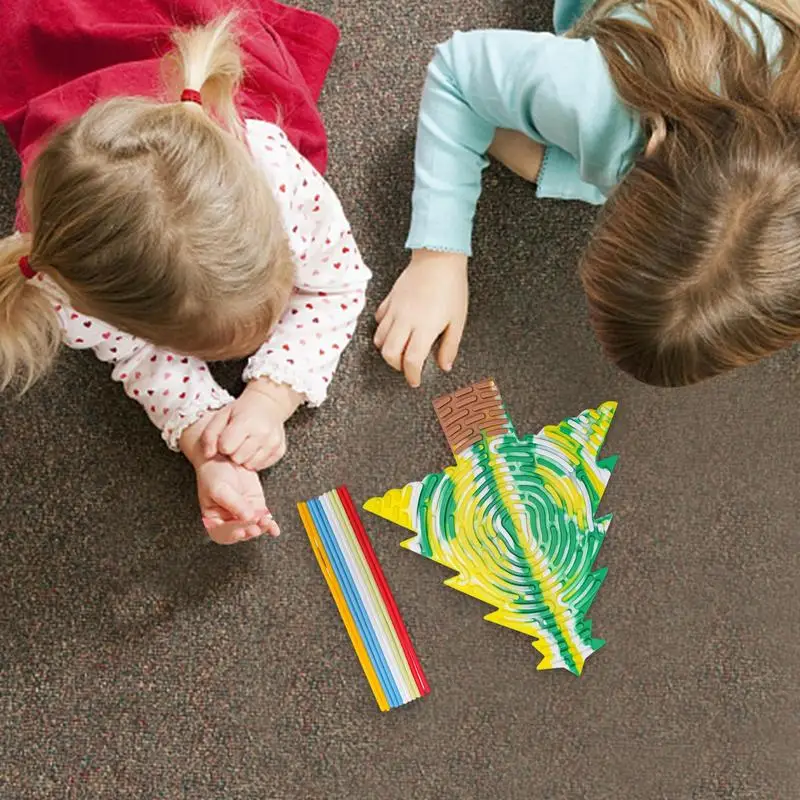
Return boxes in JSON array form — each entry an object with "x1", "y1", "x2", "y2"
[{"x1": 35, "y1": 121, "x2": 371, "y2": 450}]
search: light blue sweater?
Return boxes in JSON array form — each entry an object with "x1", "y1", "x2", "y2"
[{"x1": 406, "y1": 0, "x2": 783, "y2": 255}]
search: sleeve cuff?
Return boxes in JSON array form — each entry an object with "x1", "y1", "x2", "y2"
[
  {"x1": 536, "y1": 145, "x2": 609, "y2": 205},
  {"x1": 243, "y1": 358, "x2": 328, "y2": 408},
  {"x1": 162, "y1": 389, "x2": 235, "y2": 452},
  {"x1": 405, "y1": 211, "x2": 473, "y2": 256},
  {"x1": 404, "y1": 235, "x2": 472, "y2": 256}
]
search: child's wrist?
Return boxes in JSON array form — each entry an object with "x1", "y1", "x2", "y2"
[
  {"x1": 179, "y1": 416, "x2": 212, "y2": 467},
  {"x1": 411, "y1": 248, "x2": 468, "y2": 270},
  {"x1": 246, "y1": 378, "x2": 302, "y2": 420}
]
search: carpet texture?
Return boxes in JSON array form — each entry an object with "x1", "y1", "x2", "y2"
[{"x1": 1, "y1": 1, "x2": 798, "y2": 798}]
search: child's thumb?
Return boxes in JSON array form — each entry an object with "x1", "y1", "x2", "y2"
[
  {"x1": 201, "y1": 407, "x2": 231, "y2": 458},
  {"x1": 211, "y1": 483, "x2": 254, "y2": 521}
]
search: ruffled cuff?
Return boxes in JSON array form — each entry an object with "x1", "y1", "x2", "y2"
[
  {"x1": 405, "y1": 220, "x2": 473, "y2": 257},
  {"x1": 242, "y1": 357, "x2": 327, "y2": 408},
  {"x1": 162, "y1": 388, "x2": 235, "y2": 452}
]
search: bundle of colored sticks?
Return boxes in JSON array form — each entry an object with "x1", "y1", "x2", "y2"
[{"x1": 297, "y1": 486, "x2": 429, "y2": 711}]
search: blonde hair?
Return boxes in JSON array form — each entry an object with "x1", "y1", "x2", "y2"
[
  {"x1": 0, "y1": 13, "x2": 293, "y2": 392},
  {"x1": 574, "y1": 0, "x2": 800, "y2": 386}
]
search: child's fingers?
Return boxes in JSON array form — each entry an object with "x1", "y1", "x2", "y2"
[
  {"x1": 373, "y1": 312, "x2": 394, "y2": 349},
  {"x1": 403, "y1": 329, "x2": 438, "y2": 388},
  {"x1": 210, "y1": 482, "x2": 254, "y2": 522},
  {"x1": 244, "y1": 447, "x2": 270, "y2": 471},
  {"x1": 205, "y1": 520, "x2": 248, "y2": 544},
  {"x1": 202, "y1": 513, "x2": 225, "y2": 529},
  {"x1": 380, "y1": 321, "x2": 412, "y2": 371},
  {"x1": 264, "y1": 436, "x2": 287, "y2": 467},
  {"x1": 218, "y1": 419, "x2": 249, "y2": 458},
  {"x1": 227, "y1": 512, "x2": 277, "y2": 540},
  {"x1": 437, "y1": 318, "x2": 466, "y2": 372},
  {"x1": 200, "y1": 407, "x2": 231, "y2": 459},
  {"x1": 375, "y1": 296, "x2": 390, "y2": 323},
  {"x1": 230, "y1": 436, "x2": 260, "y2": 467},
  {"x1": 244, "y1": 439, "x2": 283, "y2": 471},
  {"x1": 243, "y1": 523, "x2": 264, "y2": 539},
  {"x1": 258, "y1": 510, "x2": 280, "y2": 537}
]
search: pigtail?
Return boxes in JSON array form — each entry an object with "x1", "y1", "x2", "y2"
[
  {"x1": 0, "y1": 234, "x2": 61, "y2": 392},
  {"x1": 0, "y1": 14, "x2": 287, "y2": 371},
  {"x1": 167, "y1": 13, "x2": 245, "y2": 139}
]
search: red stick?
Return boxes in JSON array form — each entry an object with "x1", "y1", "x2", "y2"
[{"x1": 338, "y1": 486, "x2": 430, "y2": 697}]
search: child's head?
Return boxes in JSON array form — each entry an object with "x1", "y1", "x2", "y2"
[
  {"x1": 576, "y1": 0, "x2": 800, "y2": 386},
  {"x1": 0, "y1": 15, "x2": 293, "y2": 391}
]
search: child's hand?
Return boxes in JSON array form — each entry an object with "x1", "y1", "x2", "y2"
[
  {"x1": 200, "y1": 379, "x2": 302, "y2": 471},
  {"x1": 195, "y1": 455, "x2": 280, "y2": 544},
  {"x1": 374, "y1": 249, "x2": 469, "y2": 387},
  {"x1": 180, "y1": 412, "x2": 279, "y2": 544}
]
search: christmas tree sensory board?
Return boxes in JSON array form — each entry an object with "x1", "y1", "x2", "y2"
[{"x1": 365, "y1": 379, "x2": 617, "y2": 676}]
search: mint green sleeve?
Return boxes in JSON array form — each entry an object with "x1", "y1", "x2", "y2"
[{"x1": 406, "y1": 29, "x2": 643, "y2": 255}]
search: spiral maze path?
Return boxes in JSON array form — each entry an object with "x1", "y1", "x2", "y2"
[{"x1": 364, "y1": 380, "x2": 617, "y2": 675}]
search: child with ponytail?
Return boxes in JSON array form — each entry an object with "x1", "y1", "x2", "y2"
[
  {"x1": 0, "y1": 3, "x2": 369, "y2": 544},
  {"x1": 376, "y1": 0, "x2": 800, "y2": 388}
]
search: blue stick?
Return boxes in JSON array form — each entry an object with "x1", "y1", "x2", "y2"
[{"x1": 307, "y1": 497, "x2": 403, "y2": 707}]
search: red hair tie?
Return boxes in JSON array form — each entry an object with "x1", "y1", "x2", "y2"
[
  {"x1": 180, "y1": 89, "x2": 203, "y2": 106},
  {"x1": 18, "y1": 255, "x2": 36, "y2": 280}
]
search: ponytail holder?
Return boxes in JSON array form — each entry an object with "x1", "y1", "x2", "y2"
[
  {"x1": 180, "y1": 89, "x2": 203, "y2": 106},
  {"x1": 18, "y1": 255, "x2": 36, "y2": 280}
]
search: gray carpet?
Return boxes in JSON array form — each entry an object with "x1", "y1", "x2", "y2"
[{"x1": 2, "y1": 1, "x2": 798, "y2": 797}]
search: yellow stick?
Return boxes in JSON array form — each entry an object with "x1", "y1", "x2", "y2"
[{"x1": 297, "y1": 502, "x2": 390, "y2": 712}]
